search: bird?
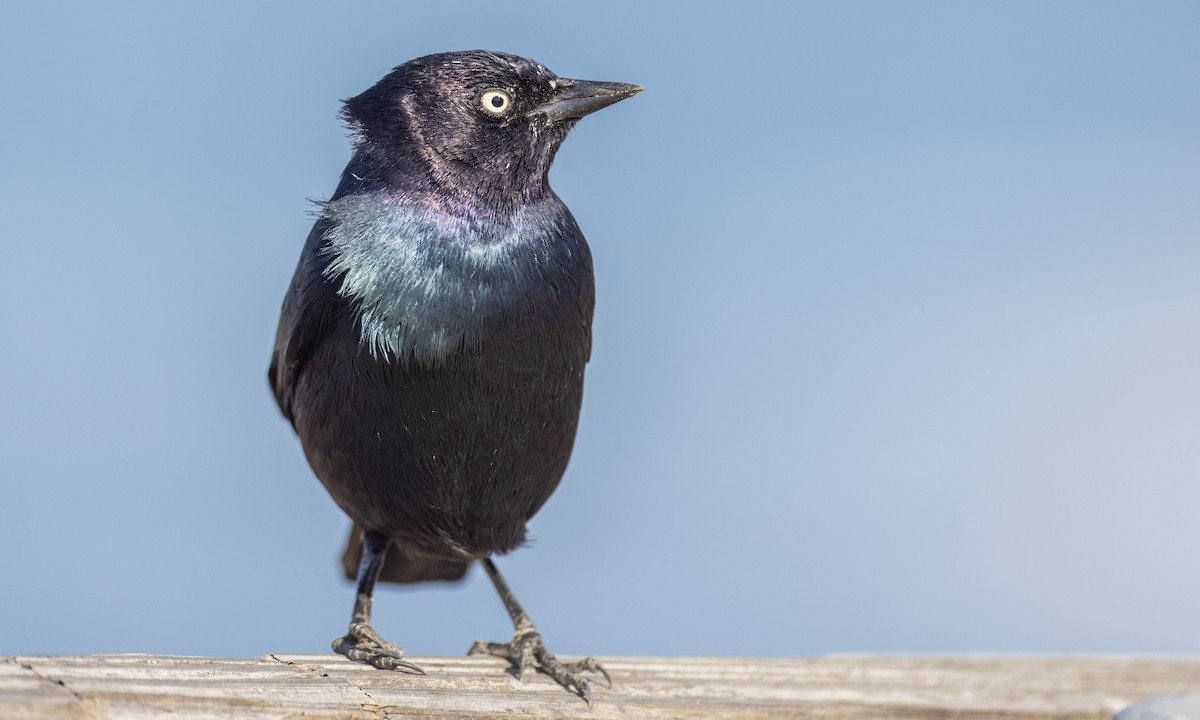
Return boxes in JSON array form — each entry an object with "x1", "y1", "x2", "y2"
[{"x1": 267, "y1": 50, "x2": 641, "y2": 704}]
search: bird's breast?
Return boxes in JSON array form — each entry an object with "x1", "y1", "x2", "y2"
[{"x1": 318, "y1": 193, "x2": 593, "y2": 366}]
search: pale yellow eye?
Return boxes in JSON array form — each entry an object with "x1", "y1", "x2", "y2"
[{"x1": 480, "y1": 89, "x2": 512, "y2": 115}]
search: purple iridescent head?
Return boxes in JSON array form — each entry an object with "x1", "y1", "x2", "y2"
[{"x1": 340, "y1": 50, "x2": 641, "y2": 204}]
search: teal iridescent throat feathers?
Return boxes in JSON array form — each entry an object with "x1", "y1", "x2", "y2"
[{"x1": 318, "y1": 191, "x2": 590, "y2": 364}]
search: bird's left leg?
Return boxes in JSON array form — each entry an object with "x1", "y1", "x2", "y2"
[
  {"x1": 469, "y1": 558, "x2": 610, "y2": 704},
  {"x1": 332, "y1": 529, "x2": 423, "y2": 673}
]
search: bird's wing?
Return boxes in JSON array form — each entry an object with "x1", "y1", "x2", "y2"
[{"x1": 268, "y1": 218, "x2": 343, "y2": 425}]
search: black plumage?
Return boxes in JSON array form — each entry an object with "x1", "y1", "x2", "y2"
[{"x1": 268, "y1": 50, "x2": 640, "y2": 702}]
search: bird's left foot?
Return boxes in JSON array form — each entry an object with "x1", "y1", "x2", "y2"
[{"x1": 469, "y1": 625, "x2": 610, "y2": 705}]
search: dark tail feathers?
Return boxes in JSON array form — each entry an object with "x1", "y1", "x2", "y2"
[{"x1": 341, "y1": 524, "x2": 471, "y2": 584}]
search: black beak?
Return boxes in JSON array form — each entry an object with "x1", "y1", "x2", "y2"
[{"x1": 534, "y1": 79, "x2": 643, "y2": 122}]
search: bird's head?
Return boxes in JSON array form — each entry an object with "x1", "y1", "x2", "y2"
[{"x1": 340, "y1": 50, "x2": 641, "y2": 207}]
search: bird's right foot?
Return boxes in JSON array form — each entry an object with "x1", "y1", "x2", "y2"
[{"x1": 333, "y1": 622, "x2": 424, "y2": 673}]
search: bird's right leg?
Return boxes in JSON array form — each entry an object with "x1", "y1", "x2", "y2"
[{"x1": 332, "y1": 529, "x2": 423, "y2": 673}]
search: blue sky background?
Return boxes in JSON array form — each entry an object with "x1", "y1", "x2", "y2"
[{"x1": 2, "y1": 1, "x2": 1197, "y2": 659}]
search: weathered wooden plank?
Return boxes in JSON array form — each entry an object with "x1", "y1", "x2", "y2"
[{"x1": 3, "y1": 654, "x2": 1199, "y2": 719}]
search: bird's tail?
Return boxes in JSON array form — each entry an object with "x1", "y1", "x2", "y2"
[{"x1": 341, "y1": 524, "x2": 471, "y2": 584}]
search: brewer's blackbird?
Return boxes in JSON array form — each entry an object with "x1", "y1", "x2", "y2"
[{"x1": 268, "y1": 50, "x2": 640, "y2": 703}]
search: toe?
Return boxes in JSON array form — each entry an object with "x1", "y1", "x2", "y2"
[
  {"x1": 467, "y1": 640, "x2": 512, "y2": 659},
  {"x1": 573, "y1": 676, "x2": 594, "y2": 706},
  {"x1": 565, "y1": 657, "x2": 612, "y2": 687},
  {"x1": 348, "y1": 622, "x2": 394, "y2": 649}
]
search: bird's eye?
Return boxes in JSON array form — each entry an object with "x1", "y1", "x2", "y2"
[{"x1": 480, "y1": 89, "x2": 512, "y2": 116}]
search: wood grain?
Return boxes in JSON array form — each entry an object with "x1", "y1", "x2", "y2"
[{"x1": 3, "y1": 654, "x2": 1199, "y2": 719}]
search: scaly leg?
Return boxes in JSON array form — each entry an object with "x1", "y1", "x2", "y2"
[
  {"x1": 469, "y1": 558, "x2": 609, "y2": 704},
  {"x1": 332, "y1": 529, "x2": 423, "y2": 673}
]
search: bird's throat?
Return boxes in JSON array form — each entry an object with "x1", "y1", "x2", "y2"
[{"x1": 318, "y1": 193, "x2": 583, "y2": 366}]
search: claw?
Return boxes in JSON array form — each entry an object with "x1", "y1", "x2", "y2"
[
  {"x1": 334, "y1": 624, "x2": 424, "y2": 674},
  {"x1": 565, "y1": 657, "x2": 612, "y2": 688}
]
